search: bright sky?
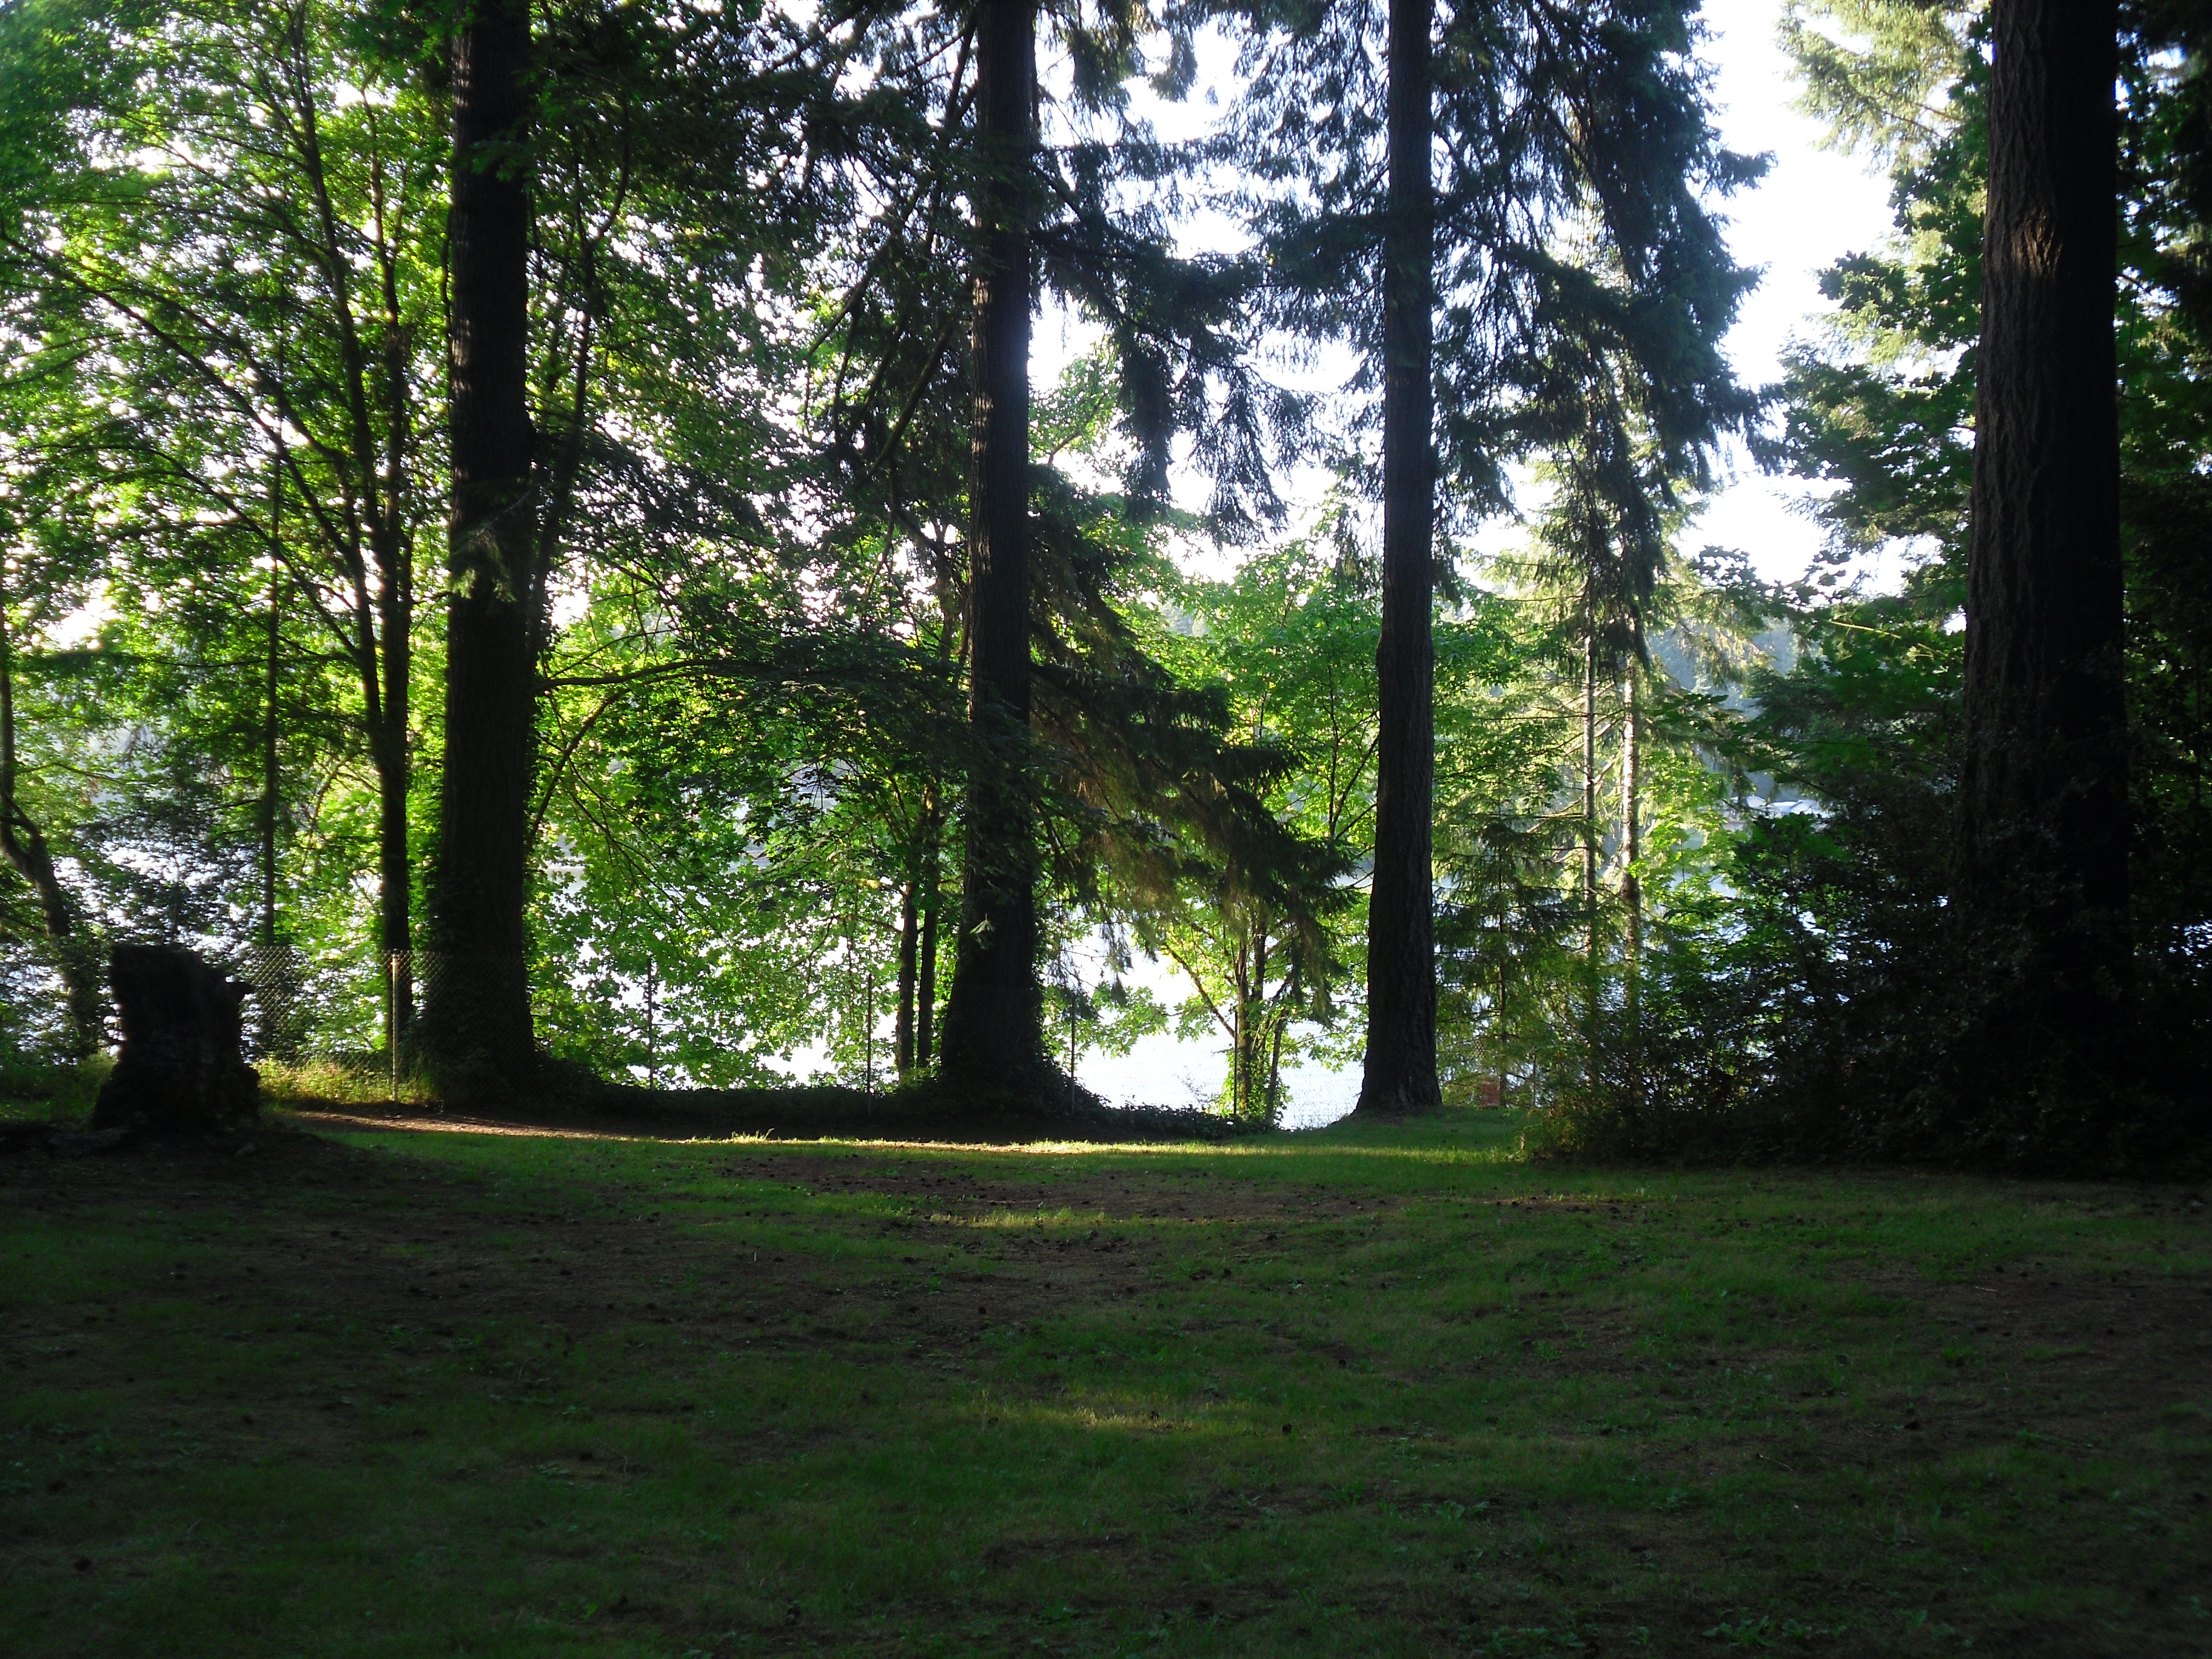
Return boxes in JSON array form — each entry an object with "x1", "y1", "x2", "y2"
[
  {"x1": 1686, "y1": 0, "x2": 1899, "y2": 587},
  {"x1": 1070, "y1": 0, "x2": 1903, "y2": 1121}
]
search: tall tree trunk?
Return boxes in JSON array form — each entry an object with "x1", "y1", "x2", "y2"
[
  {"x1": 257, "y1": 543, "x2": 295, "y2": 1064},
  {"x1": 260, "y1": 475, "x2": 282, "y2": 952},
  {"x1": 1264, "y1": 993, "x2": 1289, "y2": 1119},
  {"x1": 936, "y1": 0, "x2": 1047, "y2": 1094},
  {"x1": 1356, "y1": 0, "x2": 1439, "y2": 1115},
  {"x1": 1621, "y1": 657, "x2": 1643, "y2": 1111},
  {"x1": 1233, "y1": 925, "x2": 1280, "y2": 1119},
  {"x1": 1621, "y1": 659, "x2": 1640, "y2": 1036},
  {"x1": 370, "y1": 716, "x2": 411, "y2": 1050},
  {"x1": 895, "y1": 860, "x2": 920, "y2": 1076},
  {"x1": 253, "y1": 318, "x2": 294, "y2": 1065},
  {"x1": 374, "y1": 220, "x2": 416, "y2": 1053},
  {"x1": 421, "y1": 0, "x2": 538, "y2": 1095},
  {"x1": 917, "y1": 803, "x2": 941, "y2": 1068},
  {"x1": 371, "y1": 480, "x2": 415, "y2": 1053},
  {"x1": 1582, "y1": 618, "x2": 1600, "y2": 1056},
  {"x1": 1952, "y1": 0, "x2": 2128, "y2": 1113},
  {"x1": 0, "y1": 608, "x2": 99, "y2": 1058},
  {"x1": 1228, "y1": 930, "x2": 1254, "y2": 1116},
  {"x1": 282, "y1": 67, "x2": 420, "y2": 1057},
  {"x1": 1492, "y1": 860, "x2": 1511, "y2": 1108},
  {"x1": 372, "y1": 651, "x2": 412, "y2": 1049}
]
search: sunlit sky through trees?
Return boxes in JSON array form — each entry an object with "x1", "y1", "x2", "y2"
[{"x1": 1039, "y1": 0, "x2": 1899, "y2": 1121}]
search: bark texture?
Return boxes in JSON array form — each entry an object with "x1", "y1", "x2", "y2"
[
  {"x1": 1357, "y1": 0, "x2": 1441, "y2": 1115},
  {"x1": 420, "y1": 0, "x2": 538, "y2": 1094},
  {"x1": 1952, "y1": 0, "x2": 2129, "y2": 1100},
  {"x1": 936, "y1": 0, "x2": 1050, "y2": 1094},
  {"x1": 91, "y1": 946, "x2": 259, "y2": 1132}
]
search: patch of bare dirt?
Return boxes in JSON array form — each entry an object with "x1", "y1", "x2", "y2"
[
  {"x1": 1848, "y1": 1258, "x2": 2212, "y2": 1452},
  {"x1": 0, "y1": 1123, "x2": 1285, "y2": 1366}
]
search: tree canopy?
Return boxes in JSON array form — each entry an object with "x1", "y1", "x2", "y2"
[{"x1": 0, "y1": 0, "x2": 2202, "y2": 1168}]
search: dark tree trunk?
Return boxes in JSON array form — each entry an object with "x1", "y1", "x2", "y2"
[
  {"x1": 917, "y1": 804, "x2": 941, "y2": 1067},
  {"x1": 260, "y1": 318, "x2": 287, "y2": 958},
  {"x1": 936, "y1": 0, "x2": 1050, "y2": 1094},
  {"x1": 372, "y1": 711, "x2": 411, "y2": 1045},
  {"x1": 370, "y1": 534, "x2": 412, "y2": 1054},
  {"x1": 1581, "y1": 620, "x2": 1601, "y2": 1064},
  {"x1": 372, "y1": 401, "x2": 414, "y2": 1052},
  {"x1": 1952, "y1": 0, "x2": 2129, "y2": 1111},
  {"x1": 420, "y1": 0, "x2": 538, "y2": 1096},
  {"x1": 1622, "y1": 659, "x2": 1641, "y2": 1040},
  {"x1": 895, "y1": 863, "x2": 919, "y2": 1076},
  {"x1": 374, "y1": 176, "x2": 417, "y2": 1048},
  {"x1": 91, "y1": 946, "x2": 259, "y2": 1132},
  {"x1": 253, "y1": 543, "x2": 304, "y2": 1065},
  {"x1": 277, "y1": 82, "x2": 422, "y2": 1061},
  {"x1": 260, "y1": 476, "x2": 281, "y2": 951},
  {"x1": 1356, "y1": 0, "x2": 1439, "y2": 1115},
  {"x1": 0, "y1": 607, "x2": 99, "y2": 1059}
]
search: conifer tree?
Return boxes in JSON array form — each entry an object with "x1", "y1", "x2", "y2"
[
  {"x1": 936, "y1": 0, "x2": 1048, "y2": 1090},
  {"x1": 1951, "y1": 0, "x2": 2130, "y2": 1108},
  {"x1": 1232, "y1": 0, "x2": 1758, "y2": 1114},
  {"x1": 920, "y1": 0, "x2": 1293, "y2": 1096},
  {"x1": 1361, "y1": 0, "x2": 1438, "y2": 1113}
]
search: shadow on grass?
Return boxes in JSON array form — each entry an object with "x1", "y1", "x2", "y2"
[{"x1": 266, "y1": 1064, "x2": 1267, "y2": 1147}]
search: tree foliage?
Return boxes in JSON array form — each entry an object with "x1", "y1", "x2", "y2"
[{"x1": 0, "y1": 0, "x2": 2196, "y2": 1166}]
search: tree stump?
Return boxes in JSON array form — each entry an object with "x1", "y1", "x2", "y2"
[{"x1": 91, "y1": 945, "x2": 260, "y2": 1131}]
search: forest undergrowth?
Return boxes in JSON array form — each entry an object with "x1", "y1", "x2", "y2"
[{"x1": 2, "y1": 1107, "x2": 2207, "y2": 1657}]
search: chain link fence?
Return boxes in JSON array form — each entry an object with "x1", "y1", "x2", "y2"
[
  {"x1": 235, "y1": 943, "x2": 310, "y2": 1063},
  {"x1": 388, "y1": 949, "x2": 535, "y2": 1052},
  {"x1": 225, "y1": 946, "x2": 533, "y2": 1099},
  {"x1": 0, "y1": 936, "x2": 553, "y2": 1101}
]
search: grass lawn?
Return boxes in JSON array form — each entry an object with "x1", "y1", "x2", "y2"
[{"x1": 3, "y1": 1104, "x2": 2208, "y2": 1656}]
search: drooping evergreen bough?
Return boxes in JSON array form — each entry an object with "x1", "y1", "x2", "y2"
[{"x1": 1225, "y1": 0, "x2": 1759, "y2": 1113}]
